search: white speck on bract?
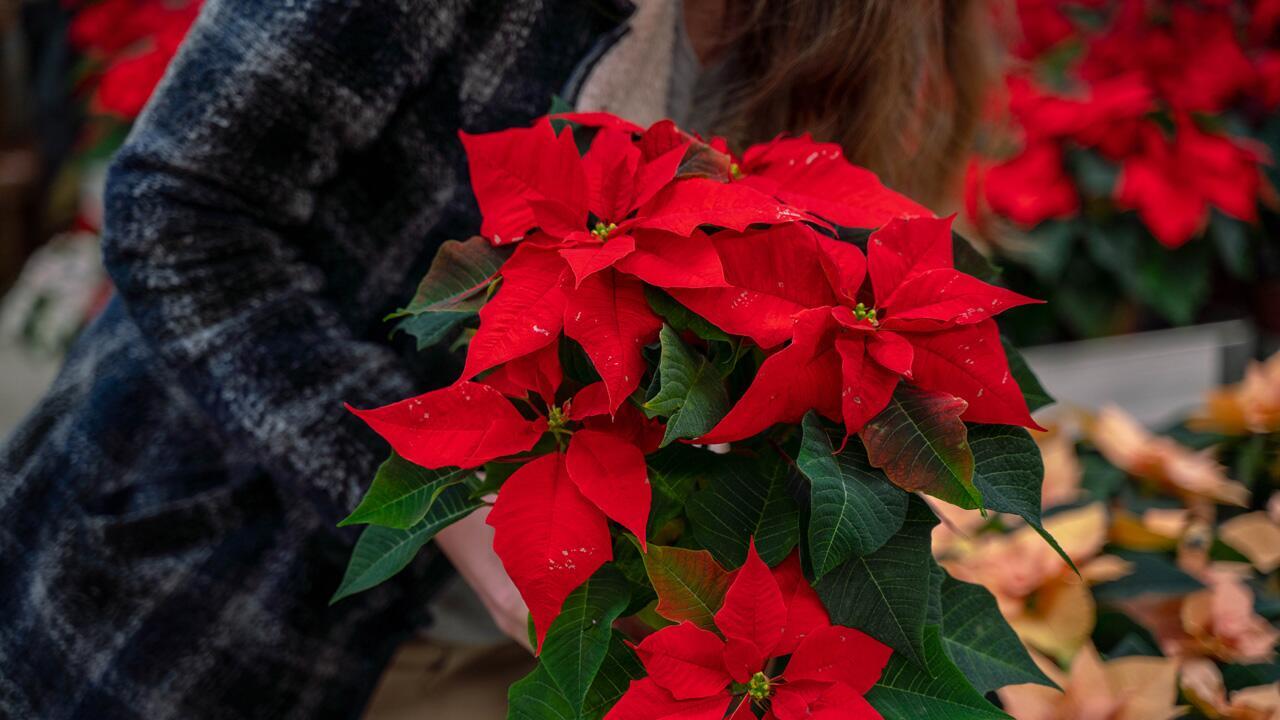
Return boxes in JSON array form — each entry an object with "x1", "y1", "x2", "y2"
[
  {"x1": 532, "y1": 325, "x2": 550, "y2": 336},
  {"x1": 805, "y1": 152, "x2": 819, "y2": 165}
]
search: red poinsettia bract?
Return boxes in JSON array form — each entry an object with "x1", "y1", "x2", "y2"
[
  {"x1": 1116, "y1": 117, "x2": 1262, "y2": 248},
  {"x1": 347, "y1": 375, "x2": 661, "y2": 650},
  {"x1": 458, "y1": 121, "x2": 935, "y2": 411},
  {"x1": 607, "y1": 544, "x2": 890, "y2": 720},
  {"x1": 70, "y1": 0, "x2": 203, "y2": 119},
  {"x1": 699, "y1": 215, "x2": 1043, "y2": 442}
]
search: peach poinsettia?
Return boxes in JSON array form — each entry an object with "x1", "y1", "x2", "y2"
[
  {"x1": 1038, "y1": 427, "x2": 1084, "y2": 509},
  {"x1": 1089, "y1": 406, "x2": 1250, "y2": 508},
  {"x1": 1122, "y1": 565, "x2": 1279, "y2": 665},
  {"x1": 1110, "y1": 507, "x2": 1192, "y2": 553},
  {"x1": 1218, "y1": 512, "x2": 1280, "y2": 574},
  {"x1": 1192, "y1": 352, "x2": 1280, "y2": 436},
  {"x1": 939, "y1": 503, "x2": 1131, "y2": 660},
  {"x1": 1181, "y1": 658, "x2": 1280, "y2": 720},
  {"x1": 1180, "y1": 568, "x2": 1280, "y2": 664},
  {"x1": 999, "y1": 643, "x2": 1185, "y2": 720}
]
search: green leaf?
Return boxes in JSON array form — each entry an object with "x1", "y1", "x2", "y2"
[
  {"x1": 1070, "y1": 148, "x2": 1118, "y2": 198},
  {"x1": 860, "y1": 385, "x2": 981, "y2": 509},
  {"x1": 686, "y1": 451, "x2": 800, "y2": 566},
  {"x1": 1210, "y1": 211, "x2": 1252, "y2": 280},
  {"x1": 330, "y1": 482, "x2": 481, "y2": 604},
  {"x1": 581, "y1": 631, "x2": 645, "y2": 719},
  {"x1": 639, "y1": 543, "x2": 732, "y2": 630},
  {"x1": 395, "y1": 236, "x2": 508, "y2": 317},
  {"x1": 926, "y1": 557, "x2": 944, "y2": 627},
  {"x1": 393, "y1": 311, "x2": 472, "y2": 351},
  {"x1": 968, "y1": 424, "x2": 1075, "y2": 571},
  {"x1": 644, "y1": 326, "x2": 730, "y2": 447},
  {"x1": 867, "y1": 626, "x2": 1011, "y2": 720},
  {"x1": 540, "y1": 566, "x2": 631, "y2": 712},
  {"x1": 389, "y1": 236, "x2": 509, "y2": 349},
  {"x1": 508, "y1": 630, "x2": 645, "y2": 720},
  {"x1": 1001, "y1": 339, "x2": 1054, "y2": 412},
  {"x1": 507, "y1": 665, "x2": 577, "y2": 720},
  {"x1": 1014, "y1": 221, "x2": 1076, "y2": 283},
  {"x1": 816, "y1": 495, "x2": 938, "y2": 667},
  {"x1": 952, "y1": 231, "x2": 1000, "y2": 283},
  {"x1": 797, "y1": 413, "x2": 908, "y2": 580},
  {"x1": 646, "y1": 443, "x2": 715, "y2": 529},
  {"x1": 645, "y1": 288, "x2": 730, "y2": 342},
  {"x1": 339, "y1": 454, "x2": 470, "y2": 529},
  {"x1": 1084, "y1": 223, "x2": 1210, "y2": 325},
  {"x1": 940, "y1": 576, "x2": 1056, "y2": 694}
]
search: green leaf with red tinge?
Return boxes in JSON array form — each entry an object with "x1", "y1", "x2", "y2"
[
  {"x1": 859, "y1": 385, "x2": 981, "y2": 510},
  {"x1": 639, "y1": 543, "x2": 733, "y2": 631},
  {"x1": 392, "y1": 235, "x2": 508, "y2": 318}
]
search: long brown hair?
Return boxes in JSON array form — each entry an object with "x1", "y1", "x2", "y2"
[{"x1": 708, "y1": 0, "x2": 995, "y2": 209}]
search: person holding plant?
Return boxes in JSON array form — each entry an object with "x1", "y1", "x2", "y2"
[{"x1": 0, "y1": 0, "x2": 992, "y2": 717}]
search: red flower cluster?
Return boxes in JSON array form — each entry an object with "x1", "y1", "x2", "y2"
[
  {"x1": 350, "y1": 375, "x2": 662, "y2": 649},
  {"x1": 694, "y1": 216, "x2": 1041, "y2": 441},
  {"x1": 66, "y1": 0, "x2": 202, "y2": 119},
  {"x1": 972, "y1": 0, "x2": 1270, "y2": 248},
  {"x1": 350, "y1": 113, "x2": 1038, "y2": 657},
  {"x1": 608, "y1": 544, "x2": 890, "y2": 720}
]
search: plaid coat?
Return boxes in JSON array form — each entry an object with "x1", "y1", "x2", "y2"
[{"x1": 0, "y1": 1, "x2": 631, "y2": 717}]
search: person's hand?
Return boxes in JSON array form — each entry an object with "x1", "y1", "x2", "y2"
[{"x1": 434, "y1": 503, "x2": 533, "y2": 652}]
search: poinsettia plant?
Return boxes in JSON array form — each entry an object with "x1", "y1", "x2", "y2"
[
  {"x1": 968, "y1": 0, "x2": 1280, "y2": 341},
  {"x1": 334, "y1": 109, "x2": 1066, "y2": 719}
]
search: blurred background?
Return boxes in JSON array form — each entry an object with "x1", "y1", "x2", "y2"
[{"x1": 1, "y1": 0, "x2": 1278, "y2": 717}]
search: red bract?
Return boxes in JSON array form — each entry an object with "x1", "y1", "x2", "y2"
[
  {"x1": 1116, "y1": 119, "x2": 1261, "y2": 248},
  {"x1": 606, "y1": 543, "x2": 889, "y2": 720},
  {"x1": 345, "y1": 382, "x2": 546, "y2": 470},
  {"x1": 348, "y1": 375, "x2": 657, "y2": 651},
  {"x1": 1083, "y1": 5, "x2": 1255, "y2": 115},
  {"x1": 700, "y1": 216, "x2": 1042, "y2": 442},
  {"x1": 981, "y1": 142, "x2": 1080, "y2": 228},
  {"x1": 734, "y1": 136, "x2": 929, "y2": 229},
  {"x1": 1006, "y1": 74, "x2": 1152, "y2": 159},
  {"x1": 72, "y1": 0, "x2": 202, "y2": 119},
  {"x1": 458, "y1": 241, "x2": 664, "y2": 412},
  {"x1": 70, "y1": 0, "x2": 198, "y2": 57}
]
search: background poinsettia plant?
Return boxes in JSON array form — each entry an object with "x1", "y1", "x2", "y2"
[
  {"x1": 333, "y1": 109, "x2": 1067, "y2": 719},
  {"x1": 967, "y1": 0, "x2": 1280, "y2": 342}
]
